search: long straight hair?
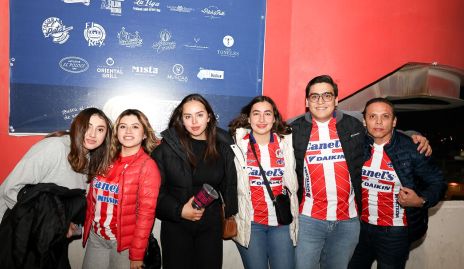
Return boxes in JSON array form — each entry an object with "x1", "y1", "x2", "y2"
[
  {"x1": 169, "y1": 94, "x2": 219, "y2": 167},
  {"x1": 66, "y1": 108, "x2": 112, "y2": 178},
  {"x1": 110, "y1": 109, "x2": 159, "y2": 161}
]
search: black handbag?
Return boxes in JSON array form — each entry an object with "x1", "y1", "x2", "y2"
[
  {"x1": 143, "y1": 233, "x2": 161, "y2": 269},
  {"x1": 250, "y1": 142, "x2": 293, "y2": 225}
]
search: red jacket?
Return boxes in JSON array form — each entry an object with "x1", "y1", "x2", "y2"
[{"x1": 83, "y1": 148, "x2": 161, "y2": 261}]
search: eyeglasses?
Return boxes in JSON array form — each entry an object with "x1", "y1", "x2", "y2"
[{"x1": 308, "y1": 92, "x2": 334, "y2": 103}]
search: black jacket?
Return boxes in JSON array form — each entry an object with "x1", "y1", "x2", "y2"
[
  {"x1": 365, "y1": 130, "x2": 447, "y2": 242},
  {"x1": 151, "y1": 127, "x2": 238, "y2": 221},
  {"x1": 289, "y1": 110, "x2": 366, "y2": 211},
  {"x1": 0, "y1": 183, "x2": 86, "y2": 269}
]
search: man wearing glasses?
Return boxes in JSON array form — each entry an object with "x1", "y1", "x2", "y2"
[{"x1": 290, "y1": 75, "x2": 431, "y2": 269}]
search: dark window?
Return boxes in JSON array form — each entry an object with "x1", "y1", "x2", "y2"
[{"x1": 396, "y1": 106, "x2": 464, "y2": 200}]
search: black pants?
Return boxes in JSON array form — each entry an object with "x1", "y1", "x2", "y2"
[
  {"x1": 348, "y1": 221, "x2": 410, "y2": 269},
  {"x1": 160, "y1": 203, "x2": 223, "y2": 269}
]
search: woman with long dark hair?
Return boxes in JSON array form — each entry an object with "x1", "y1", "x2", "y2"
[
  {"x1": 229, "y1": 96, "x2": 299, "y2": 269},
  {"x1": 82, "y1": 109, "x2": 161, "y2": 269},
  {"x1": 151, "y1": 94, "x2": 237, "y2": 269},
  {"x1": 0, "y1": 108, "x2": 112, "y2": 268},
  {"x1": 0, "y1": 107, "x2": 112, "y2": 223}
]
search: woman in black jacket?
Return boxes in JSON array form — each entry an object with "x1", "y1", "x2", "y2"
[{"x1": 151, "y1": 94, "x2": 237, "y2": 269}]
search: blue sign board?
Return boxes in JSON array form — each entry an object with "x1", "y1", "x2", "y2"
[{"x1": 9, "y1": 0, "x2": 266, "y2": 134}]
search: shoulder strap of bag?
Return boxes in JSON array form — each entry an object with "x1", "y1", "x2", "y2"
[{"x1": 250, "y1": 142, "x2": 276, "y2": 203}]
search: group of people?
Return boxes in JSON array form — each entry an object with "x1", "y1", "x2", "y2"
[{"x1": 0, "y1": 74, "x2": 446, "y2": 269}]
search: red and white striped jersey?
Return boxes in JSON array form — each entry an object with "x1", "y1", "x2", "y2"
[
  {"x1": 361, "y1": 144, "x2": 407, "y2": 226},
  {"x1": 91, "y1": 155, "x2": 134, "y2": 240},
  {"x1": 246, "y1": 133, "x2": 285, "y2": 226},
  {"x1": 300, "y1": 118, "x2": 357, "y2": 221}
]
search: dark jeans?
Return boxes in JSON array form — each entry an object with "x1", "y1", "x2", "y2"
[{"x1": 349, "y1": 221, "x2": 410, "y2": 269}]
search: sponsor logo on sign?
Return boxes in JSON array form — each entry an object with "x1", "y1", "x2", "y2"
[
  {"x1": 42, "y1": 17, "x2": 73, "y2": 44},
  {"x1": 133, "y1": 0, "x2": 160, "y2": 12},
  {"x1": 201, "y1": 6, "x2": 225, "y2": 19},
  {"x1": 59, "y1": 56, "x2": 89, "y2": 73},
  {"x1": 197, "y1": 68, "x2": 224, "y2": 80},
  {"x1": 97, "y1": 57, "x2": 123, "y2": 79},
  {"x1": 84, "y1": 22, "x2": 105, "y2": 47},
  {"x1": 223, "y1": 35, "x2": 234, "y2": 47},
  {"x1": 184, "y1": 37, "x2": 208, "y2": 50},
  {"x1": 131, "y1": 65, "x2": 158, "y2": 76},
  {"x1": 167, "y1": 5, "x2": 193, "y2": 13},
  {"x1": 101, "y1": 0, "x2": 124, "y2": 16},
  {"x1": 118, "y1": 27, "x2": 143, "y2": 48},
  {"x1": 63, "y1": 0, "x2": 90, "y2": 5},
  {"x1": 152, "y1": 29, "x2": 176, "y2": 53},
  {"x1": 167, "y1": 64, "x2": 188, "y2": 82},
  {"x1": 217, "y1": 35, "x2": 239, "y2": 58}
]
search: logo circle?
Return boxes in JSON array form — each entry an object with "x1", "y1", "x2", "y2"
[
  {"x1": 106, "y1": 57, "x2": 115, "y2": 66},
  {"x1": 160, "y1": 30, "x2": 172, "y2": 42},
  {"x1": 172, "y1": 64, "x2": 184, "y2": 76},
  {"x1": 223, "y1": 35, "x2": 234, "y2": 47}
]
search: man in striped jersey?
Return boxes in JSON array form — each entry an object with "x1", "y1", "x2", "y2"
[
  {"x1": 290, "y1": 75, "x2": 432, "y2": 269},
  {"x1": 348, "y1": 98, "x2": 446, "y2": 269}
]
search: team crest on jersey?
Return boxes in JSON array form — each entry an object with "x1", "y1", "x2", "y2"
[
  {"x1": 387, "y1": 162, "x2": 393, "y2": 168},
  {"x1": 275, "y1": 149, "x2": 284, "y2": 159}
]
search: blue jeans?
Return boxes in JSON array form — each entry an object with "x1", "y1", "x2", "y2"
[
  {"x1": 295, "y1": 214, "x2": 360, "y2": 269},
  {"x1": 236, "y1": 222, "x2": 295, "y2": 269},
  {"x1": 348, "y1": 221, "x2": 410, "y2": 269}
]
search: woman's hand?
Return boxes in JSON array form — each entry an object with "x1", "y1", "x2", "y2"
[
  {"x1": 130, "y1": 260, "x2": 144, "y2": 269},
  {"x1": 181, "y1": 196, "x2": 205, "y2": 221},
  {"x1": 66, "y1": 222, "x2": 80, "y2": 238}
]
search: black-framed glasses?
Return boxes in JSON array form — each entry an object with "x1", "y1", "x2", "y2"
[{"x1": 308, "y1": 92, "x2": 334, "y2": 103}]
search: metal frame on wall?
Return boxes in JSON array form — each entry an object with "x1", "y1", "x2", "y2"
[{"x1": 9, "y1": 0, "x2": 266, "y2": 134}]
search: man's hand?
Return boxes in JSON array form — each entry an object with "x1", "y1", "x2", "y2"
[
  {"x1": 411, "y1": 134, "x2": 432, "y2": 156},
  {"x1": 398, "y1": 187, "x2": 425, "y2": 208},
  {"x1": 181, "y1": 196, "x2": 205, "y2": 221},
  {"x1": 130, "y1": 260, "x2": 144, "y2": 269}
]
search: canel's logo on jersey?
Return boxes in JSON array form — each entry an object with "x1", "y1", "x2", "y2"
[
  {"x1": 93, "y1": 180, "x2": 119, "y2": 194},
  {"x1": 307, "y1": 140, "x2": 342, "y2": 151},
  {"x1": 362, "y1": 168, "x2": 396, "y2": 181},
  {"x1": 247, "y1": 167, "x2": 284, "y2": 177}
]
